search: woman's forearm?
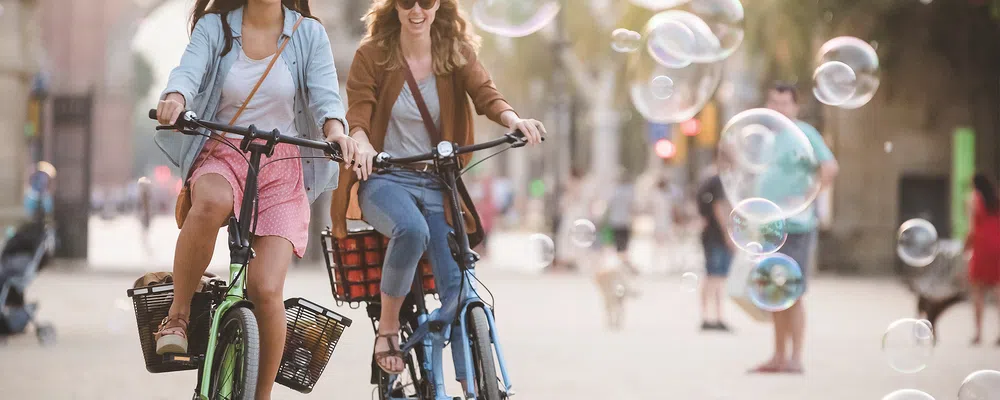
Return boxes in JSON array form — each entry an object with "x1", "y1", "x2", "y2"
[
  {"x1": 499, "y1": 110, "x2": 520, "y2": 129},
  {"x1": 323, "y1": 119, "x2": 347, "y2": 140}
]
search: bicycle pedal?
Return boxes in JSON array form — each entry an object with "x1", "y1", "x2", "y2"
[{"x1": 162, "y1": 353, "x2": 200, "y2": 365}]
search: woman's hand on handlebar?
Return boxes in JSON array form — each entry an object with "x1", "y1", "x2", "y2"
[
  {"x1": 327, "y1": 132, "x2": 360, "y2": 169},
  {"x1": 352, "y1": 139, "x2": 379, "y2": 181},
  {"x1": 157, "y1": 93, "x2": 186, "y2": 125},
  {"x1": 508, "y1": 117, "x2": 546, "y2": 145}
]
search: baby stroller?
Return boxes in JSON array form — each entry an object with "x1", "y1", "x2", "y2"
[{"x1": 0, "y1": 217, "x2": 57, "y2": 345}]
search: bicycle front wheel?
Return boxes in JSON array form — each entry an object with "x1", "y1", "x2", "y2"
[
  {"x1": 208, "y1": 307, "x2": 260, "y2": 400},
  {"x1": 467, "y1": 306, "x2": 502, "y2": 400}
]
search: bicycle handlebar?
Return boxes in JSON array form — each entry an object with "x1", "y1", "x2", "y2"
[
  {"x1": 373, "y1": 130, "x2": 542, "y2": 168},
  {"x1": 148, "y1": 109, "x2": 343, "y2": 160}
]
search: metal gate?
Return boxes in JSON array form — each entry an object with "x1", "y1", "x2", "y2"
[{"x1": 51, "y1": 94, "x2": 93, "y2": 258}]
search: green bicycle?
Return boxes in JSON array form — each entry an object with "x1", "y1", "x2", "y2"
[{"x1": 126, "y1": 110, "x2": 353, "y2": 400}]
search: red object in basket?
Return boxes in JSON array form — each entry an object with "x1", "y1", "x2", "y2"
[
  {"x1": 342, "y1": 238, "x2": 359, "y2": 251},
  {"x1": 350, "y1": 285, "x2": 366, "y2": 300},
  {"x1": 346, "y1": 270, "x2": 364, "y2": 283},
  {"x1": 343, "y1": 252, "x2": 361, "y2": 267},
  {"x1": 365, "y1": 251, "x2": 382, "y2": 265},
  {"x1": 364, "y1": 235, "x2": 380, "y2": 249},
  {"x1": 365, "y1": 266, "x2": 382, "y2": 280}
]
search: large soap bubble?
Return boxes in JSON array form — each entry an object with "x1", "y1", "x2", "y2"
[
  {"x1": 717, "y1": 108, "x2": 822, "y2": 219},
  {"x1": 814, "y1": 37, "x2": 880, "y2": 109},
  {"x1": 628, "y1": 11, "x2": 722, "y2": 124},
  {"x1": 471, "y1": 0, "x2": 560, "y2": 38}
]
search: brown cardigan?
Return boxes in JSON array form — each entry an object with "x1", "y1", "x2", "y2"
[{"x1": 329, "y1": 41, "x2": 515, "y2": 239}]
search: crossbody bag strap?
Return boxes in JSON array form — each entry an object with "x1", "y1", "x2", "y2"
[{"x1": 402, "y1": 61, "x2": 442, "y2": 145}]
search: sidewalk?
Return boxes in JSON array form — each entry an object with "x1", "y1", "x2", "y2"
[{"x1": 86, "y1": 215, "x2": 704, "y2": 275}]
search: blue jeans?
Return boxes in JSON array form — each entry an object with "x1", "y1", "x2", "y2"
[
  {"x1": 703, "y1": 241, "x2": 733, "y2": 277},
  {"x1": 358, "y1": 171, "x2": 467, "y2": 379}
]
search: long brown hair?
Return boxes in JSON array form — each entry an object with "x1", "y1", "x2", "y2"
[
  {"x1": 189, "y1": 0, "x2": 318, "y2": 57},
  {"x1": 360, "y1": 0, "x2": 481, "y2": 74}
]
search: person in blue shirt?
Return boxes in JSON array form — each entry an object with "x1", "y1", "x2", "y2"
[{"x1": 749, "y1": 83, "x2": 839, "y2": 374}]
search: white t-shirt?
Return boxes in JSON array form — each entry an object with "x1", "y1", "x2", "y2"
[{"x1": 215, "y1": 47, "x2": 298, "y2": 139}]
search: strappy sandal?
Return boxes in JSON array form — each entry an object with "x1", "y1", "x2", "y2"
[
  {"x1": 374, "y1": 333, "x2": 405, "y2": 375},
  {"x1": 154, "y1": 314, "x2": 189, "y2": 355}
]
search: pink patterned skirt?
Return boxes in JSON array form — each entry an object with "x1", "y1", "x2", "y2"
[{"x1": 189, "y1": 138, "x2": 310, "y2": 257}]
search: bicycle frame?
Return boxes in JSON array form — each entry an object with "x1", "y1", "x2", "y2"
[
  {"x1": 387, "y1": 149, "x2": 515, "y2": 400},
  {"x1": 194, "y1": 137, "x2": 273, "y2": 399}
]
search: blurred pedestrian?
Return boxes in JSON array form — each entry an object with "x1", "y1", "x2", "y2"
[
  {"x1": 24, "y1": 161, "x2": 56, "y2": 222},
  {"x1": 606, "y1": 171, "x2": 638, "y2": 275},
  {"x1": 749, "y1": 83, "x2": 839, "y2": 374},
  {"x1": 138, "y1": 177, "x2": 154, "y2": 255},
  {"x1": 553, "y1": 168, "x2": 586, "y2": 272},
  {"x1": 696, "y1": 161, "x2": 734, "y2": 332},
  {"x1": 649, "y1": 175, "x2": 681, "y2": 274},
  {"x1": 965, "y1": 173, "x2": 1000, "y2": 346}
]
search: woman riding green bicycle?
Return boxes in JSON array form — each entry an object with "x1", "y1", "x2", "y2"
[{"x1": 151, "y1": 0, "x2": 361, "y2": 398}]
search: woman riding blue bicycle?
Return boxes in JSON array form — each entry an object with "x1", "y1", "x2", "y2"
[
  {"x1": 329, "y1": 0, "x2": 545, "y2": 391},
  {"x1": 151, "y1": 0, "x2": 361, "y2": 398}
]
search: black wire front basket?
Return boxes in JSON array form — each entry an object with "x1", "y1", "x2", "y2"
[
  {"x1": 126, "y1": 283, "x2": 214, "y2": 373},
  {"x1": 275, "y1": 297, "x2": 353, "y2": 393}
]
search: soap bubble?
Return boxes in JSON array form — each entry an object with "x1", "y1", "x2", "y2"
[
  {"x1": 896, "y1": 219, "x2": 938, "y2": 267},
  {"x1": 650, "y1": 75, "x2": 675, "y2": 99},
  {"x1": 570, "y1": 219, "x2": 598, "y2": 247},
  {"x1": 628, "y1": 10, "x2": 723, "y2": 124},
  {"x1": 528, "y1": 233, "x2": 556, "y2": 270},
  {"x1": 680, "y1": 272, "x2": 700, "y2": 292},
  {"x1": 471, "y1": 0, "x2": 560, "y2": 38},
  {"x1": 717, "y1": 108, "x2": 822, "y2": 218},
  {"x1": 611, "y1": 28, "x2": 642, "y2": 53},
  {"x1": 815, "y1": 37, "x2": 880, "y2": 109},
  {"x1": 728, "y1": 198, "x2": 787, "y2": 255},
  {"x1": 747, "y1": 253, "x2": 805, "y2": 312},
  {"x1": 629, "y1": 0, "x2": 691, "y2": 10},
  {"x1": 958, "y1": 370, "x2": 1000, "y2": 400},
  {"x1": 812, "y1": 61, "x2": 858, "y2": 106},
  {"x1": 883, "y1": 389, "x2": 935, "y2": 400},
  {"x1": 882, "y1": 318, "x2": 934, "y2": 373}
]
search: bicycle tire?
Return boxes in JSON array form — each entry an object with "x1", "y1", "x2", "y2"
[
  {"x1": 377, "y1": 324, "x2": 427, "y2": 400},
  {"x1": 467, "y1": 306, "x2": 502, "y2": 400},
  {"x1": 208, "y1": 307, "x2": 260, "y2": 400}
]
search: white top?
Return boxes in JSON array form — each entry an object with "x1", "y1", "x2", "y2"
[{"x1": 215, "y1": 48, "x2": 298, "y2": 139}]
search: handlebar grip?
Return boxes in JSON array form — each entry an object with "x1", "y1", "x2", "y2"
[{"x1": 148, "y1": 109, "x2": 158, "y2": 120}]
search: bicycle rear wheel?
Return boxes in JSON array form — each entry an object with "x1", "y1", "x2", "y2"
[
  {"x1": 208, "y1": 307, "x2": 260, "y2": 400},
  {"x1": 467, "y1": 306, "x2": 502, "y2": 400}
]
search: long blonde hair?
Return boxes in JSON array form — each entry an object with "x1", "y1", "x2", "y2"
[{"x1": 361, "y1": 0, "x2": 481, "y2": 74}]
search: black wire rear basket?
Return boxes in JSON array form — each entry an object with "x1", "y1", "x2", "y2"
[
  {"x1": 275, "y1": 297, "x2": 353, "y2": 393},
  {"x1": 126, "y1": 283, "x2": 213, "y2": 373}
]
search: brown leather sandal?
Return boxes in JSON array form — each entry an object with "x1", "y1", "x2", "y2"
[
  {"x1": 373, "y1": 333, "x2": 405, "y2": 375},
  {"x1": 154, "y1": 314, "x2": 189, "y2": 355}
]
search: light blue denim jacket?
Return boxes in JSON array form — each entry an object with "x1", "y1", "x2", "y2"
[{"x1": 155, "y1": 6, "x2": 347, "y2": 203}]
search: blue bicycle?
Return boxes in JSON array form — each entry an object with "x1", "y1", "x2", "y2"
[{"x1": 322, "y1": 132, "x2": 536, "y2": 400}]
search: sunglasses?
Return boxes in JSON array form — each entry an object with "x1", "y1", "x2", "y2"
[{"x1": 398, "y1": 0, "x2": 437, "y2": 10}]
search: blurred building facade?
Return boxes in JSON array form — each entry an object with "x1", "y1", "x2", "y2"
[{"x1": 0, "y1": 0, "x2": 45, "y2": 226}]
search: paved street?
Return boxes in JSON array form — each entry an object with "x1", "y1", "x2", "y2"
[
  {"x1": 2, "y1": 267, "x2": 998, "y2": 399},
  {"x1": 1, "y1": 215, "x2": 997, "y2": 399}
]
